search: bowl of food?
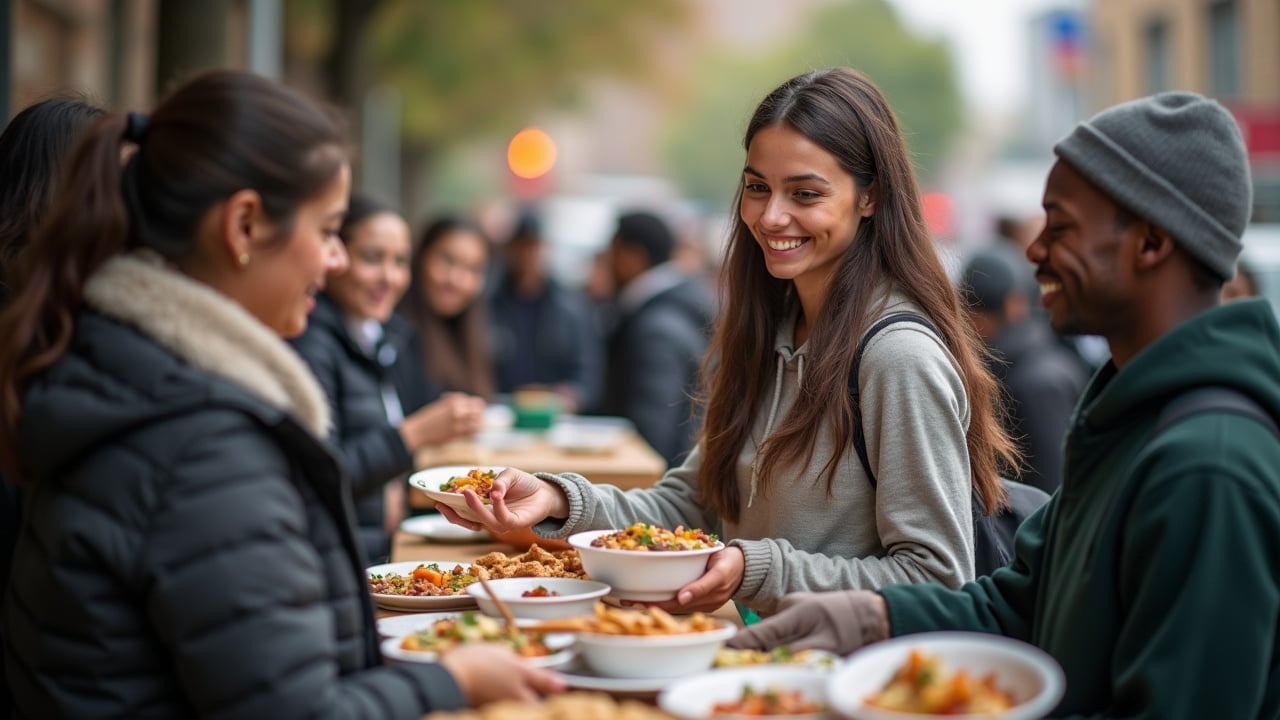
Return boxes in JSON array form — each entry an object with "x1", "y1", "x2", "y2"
[
  {"x1": 408, "y1": 465, "x2": 504, "y2": 522},
  {"x1": 567, "y1": 523, "x2": 723, "y2": 602},
  {"x1": 827, "y1": 632, "x2": 1065, "y2": 719},
  {"x1": 380, "y1": 611, "x2": 574, "y2": 669},
  {"x1": 534, "y1": 602, "x2": 736, "y2": 679},
  {"x1": 659, "y1": 666, "x2": 832, "y2": 719},
  {"x1": 466, "y1": 577, "x2": 612, "y2": 621}
]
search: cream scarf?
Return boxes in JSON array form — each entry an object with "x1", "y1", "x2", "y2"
[{"x1": 82, "y1": 251, "x2": 331, "y2": 437}]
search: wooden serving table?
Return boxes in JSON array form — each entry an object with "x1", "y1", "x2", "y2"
[{"x1": 385, "y1": 532, "x2": 743, "y2": 628}]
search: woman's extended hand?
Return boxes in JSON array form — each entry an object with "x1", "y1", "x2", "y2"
[
  {"x1": 438, "y1": 643, "x2": 565, "y2": 705},
  {"x1": 436, "y1": 467, "x2": 569, "y2": 533},
  {"x1": 641, "y1": 545, "x2": 745, "y2": 614},
  {"x1": 400, "y1": 392, "x2": 486, "y2": 450}
]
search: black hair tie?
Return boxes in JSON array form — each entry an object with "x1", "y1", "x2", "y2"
[{"x1": 124, "y1": 112, "x2": 150, "y2": 143}]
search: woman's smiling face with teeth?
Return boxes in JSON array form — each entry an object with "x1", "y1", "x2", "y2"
[{"x1": 739, "y1": 124, "x2": 872, "y2": 301}]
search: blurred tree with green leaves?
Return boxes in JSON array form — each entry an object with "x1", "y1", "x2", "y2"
[
  {"x1": 285, "y1": 0, "x2": 687, "y2": 217},
  {"x1": 665, "y1": 0, "x2": 963, "y2": 211}
]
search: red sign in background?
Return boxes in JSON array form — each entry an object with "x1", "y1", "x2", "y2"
[{"x1": 1228, "y1": 103, "x2": 1280, "y2": 159}]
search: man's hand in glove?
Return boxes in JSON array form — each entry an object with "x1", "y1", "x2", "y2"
[{"x1": 726, "y1": 591, "x2": 890, "y2": 655}]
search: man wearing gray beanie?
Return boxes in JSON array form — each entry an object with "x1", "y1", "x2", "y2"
[{"x1": 731, "y1": 92, "x2": 1280, "y2": 719}]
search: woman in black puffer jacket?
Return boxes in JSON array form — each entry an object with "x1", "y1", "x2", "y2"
[
  {"x1": 292, "y1": 194, "x2": 485, "y2": 563},
  {"x1": 0, "y1": 71, "x2": 561, "y2": 719}
]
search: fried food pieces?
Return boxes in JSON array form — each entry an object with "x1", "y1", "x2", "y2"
[{"x1": 473, "y1": 543, "x2": 588, "y2": 580}]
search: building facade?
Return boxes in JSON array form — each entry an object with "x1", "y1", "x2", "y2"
[{"x1": 1090, "y1": 0, "x2": 1280, "y2": 220}]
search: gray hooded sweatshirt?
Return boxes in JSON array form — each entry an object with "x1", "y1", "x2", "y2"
[{"x1": 534, "y1": 294, "x2": 975, "y2": 614}]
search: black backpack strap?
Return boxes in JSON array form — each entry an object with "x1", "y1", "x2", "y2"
[
  {"x1": 850, "y1": 311, "x2": 939, "y2": 487},
  {"x1": 1154, "y1": 386, "x2": 1280, "y2": 440}
]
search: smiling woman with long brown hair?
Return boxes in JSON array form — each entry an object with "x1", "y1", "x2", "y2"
[{"x1": 437, "y1": 67, "x2": 1019, "y2": 619}]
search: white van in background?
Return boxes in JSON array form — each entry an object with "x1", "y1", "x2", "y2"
[{"x1": 1238, "y1": 224, "x2": 1280, "y2": 317}]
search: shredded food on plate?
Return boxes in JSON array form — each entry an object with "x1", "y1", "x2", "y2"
[
  {"x1": 712, "y1": 685, "x2": 825, "y2": 716},
  {"x1": 714, "y1": 646, "x2": 835, "y2": 668},
  {"x1": 399, "y1": 612, "x2": 550, "y2": 657},
  {"x1": 367, "y1": 562, "x2": 479, "y2": 596},
  {"x1": 439, "y1": 468, "x2": 497, "y2": 500}
]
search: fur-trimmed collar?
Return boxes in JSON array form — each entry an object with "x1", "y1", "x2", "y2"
[{"x1": 82, "y1": 251, "x2": 332, "y2": 437}]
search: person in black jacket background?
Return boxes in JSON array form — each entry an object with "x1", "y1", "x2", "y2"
[
  {"x1": 293, "y1": 194, "x2": 486, "y2": 562},
  {"x1": 601, "y1": 211, "x2": 715, "y2": 466},
  {"x1": 488, "y1": 210, "x2": 603, "y2": 414},
  {"x1": 0, "y1": 96, "x2": 104, "y2": 719},
  {"x1": 0, "y1": 71, "x2": 560, "y2": 718},
  {"x1": 960, "y1": 247, "x2": 1087, "y2": 493}
]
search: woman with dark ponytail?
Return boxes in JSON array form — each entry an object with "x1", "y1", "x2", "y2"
[{"x1": 0, "y1": 70, "x2": 560, "y2": 717}]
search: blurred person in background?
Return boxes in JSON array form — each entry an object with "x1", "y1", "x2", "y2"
[
  {"x1": 292, "y1": 194, "x2": 486, "y2": 563},
  {"x1": 960, "y1": 247, "x2": 1087, "y2": 493},
  {"x1": 0, "y1": 93, "x2": 104, "y2": 719},
  {"x1": 488, "y1": 210, "x2": 603, "y2": 414},
  {"x1": 438, "y1": 67, "x2": 1018, "y2": 618},
  {"x1": 0, "y1": 97, "x2": 105, "y2": 299},
  {"x1": 0, "y1": 70, "x2": 560, "y2": 717},
  {"x1": 600, "y1": 210, "x2": 715, "y2": 465},
  {"x1": 400, "y1": 215, "x2": 497, "y2": 399},
  {"x1": 731, "y1": 91, "x2": 1280, "y2": 719}
]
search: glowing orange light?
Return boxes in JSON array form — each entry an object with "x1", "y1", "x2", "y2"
[
  {"x1": 507, "y1": 127, "x2": 557, "y2": 180},
  {"x1": 921, "y1": 191, "x2": 954, "y2": 237}
]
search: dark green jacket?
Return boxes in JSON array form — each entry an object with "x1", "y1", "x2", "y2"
[{"x1": 882, "y1": 299, "x2": 1280, "y2": 719}]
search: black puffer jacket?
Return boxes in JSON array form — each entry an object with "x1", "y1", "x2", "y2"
[
  {"x1": 604, "y1": 269, "x2": 715, "y2": 466},
  {"x1": 292, "y1": 294, "x2": 425, "y2": 562},
  {"x1": 1, "y1": 254, "x2": 464, "y2": 719}
]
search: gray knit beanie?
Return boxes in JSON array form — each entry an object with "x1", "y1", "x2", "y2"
[{"x1": 1053, "y1": 91, "x2": 1251, "y2": 281}]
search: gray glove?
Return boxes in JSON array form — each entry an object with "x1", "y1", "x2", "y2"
[{"x1": 726, "y1": 590, "x2": 889, "y2": 655}]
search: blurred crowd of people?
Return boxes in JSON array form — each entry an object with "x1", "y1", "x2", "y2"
[{"x1": 0, "y1": 60, "x2": 1277, "y2": 720}]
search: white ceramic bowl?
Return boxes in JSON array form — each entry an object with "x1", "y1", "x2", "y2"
[
  {"x1": 407, "y1": 465, "x2": 505, "y2": 522},
  {"x1": 574, "y1": 620, "x2": 737, "y2": 679},
  {"x1": 827, "y1": 632, "x2": 1065, "y2": 720},
  {"x1": 659, "y1": 666, "x2": 832, "y2": 719},
  {"x1": 567, "y1": 528, "x2": 724, "y2": 602},
  {"x1": 466, "y1": 577, "x2": 612, "y2": 621}
]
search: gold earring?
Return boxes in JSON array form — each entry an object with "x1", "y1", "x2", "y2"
[{"x1": 238, "y1": 252, "x2": 251, "y2": 266}]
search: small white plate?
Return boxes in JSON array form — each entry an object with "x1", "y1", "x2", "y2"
[
  {"x1": 557, "y1": 657, "x2": 677, "y2": 697},
  {"x1": 365, "y1": 560, "x2": 480, "y2": 612},
  {"x1": 408, "y1": 465, "x2": 505, "y2": 522},
  {"x1": 376, "y1": 612, "x2": 459, "y2": 638},
  {"x1": 380, "y1": 625, "x2": 575, "y2": 669},
  {"x1": 399, "y1": 514, "x2": 490, "y2": 543}
]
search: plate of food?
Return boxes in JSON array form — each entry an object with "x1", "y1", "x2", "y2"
[
  {"x1": 714, "y1": 646, "x2": 839, "y2": 670},
  {"x1": 365, "y1": 560, "x2": 482, "y2": 611},
  {"x1": 399, "y1": 513, "x2": 491, "y2": 543},
  {"x1": 376, "y1": 611, "x2": 459, "y2": 638},
  {"x1": 827, "y1": 632, "x2": 1064, "y2": 719},
  {"x1": 408, "y1": 465, "x2": 504, "y2": 522},
  {"x1": 380, "y1": 611, "x2": 574, "y2": 669},
  {"x1": 659, "y1": 665, "x2": 832, "y2": 719}
]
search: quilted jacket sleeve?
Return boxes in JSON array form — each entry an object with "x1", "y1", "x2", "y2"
[{"x1": 139, "y1": 411, "x2": 462, "y2": 719}]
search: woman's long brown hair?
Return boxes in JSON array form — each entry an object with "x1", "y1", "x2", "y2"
[
  {"x1": 697, "y1": 67, "x2": 1019, "y2": 522},
  {"x1": 0, "y1": 70, "x2": 346, "y2": 482}
]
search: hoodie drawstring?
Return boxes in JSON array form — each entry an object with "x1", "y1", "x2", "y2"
[{"x1": 748, "y1": 352, "x2": 802, "y2": 508}]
